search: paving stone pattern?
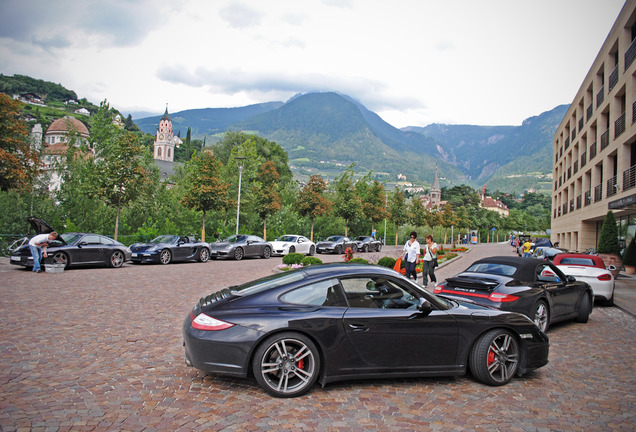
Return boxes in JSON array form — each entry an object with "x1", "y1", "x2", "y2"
[{"x1": 0, "y1": 243, "x2": 634, "y2": 431}]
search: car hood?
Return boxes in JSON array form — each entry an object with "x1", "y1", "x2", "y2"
[
  {"x1": 209, "y1": 242, "x2": 234, "y2": 249},
  {"x1": 130, "y1": 243, "x2": 163, "y2": 251},
  {"x1": 28, "y1": 216, "x2": 55, "y2": 234}
]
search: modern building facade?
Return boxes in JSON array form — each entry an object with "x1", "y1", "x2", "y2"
[{"x1": 552, "y1": 0, "x2": 636, "y2": 252}]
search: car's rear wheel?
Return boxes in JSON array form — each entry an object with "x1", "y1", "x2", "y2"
[
  {"x1": 198, "y1": 248, "x2": 210, "y2": 262},
  {"x1": 308, "y1": 245, "x2": 315, "y2": 256},
  {"x1": 263, "y1": 246, "x2": 271, "y2": 259},
  {"x1": 600, "y1": 286, "x2": 615, "y2": 306},
  {"x1": 576, "y1": 293, "x2": 592, "y2": 323},
  {"x1": 252, "y1": 332, "x2": 320, "y2": 398},
  {"x1": 533, "y1": 300, "x2": 549, "y2": 332},
  {"x1": 109, "y1": 250, "x2": 125, "y2": 268},
  {"x1": 351, "y1": 245, "x2": 357, "y2": 253},
  {"x1": 52, "y1": 251, "x2": 69, "y2": 269},
  {"x1": 362, "y1": 245, "x2": 368, "y2": 253},
  {"x1": 234, "y1": 247, "x2": 244, "y2": 260},
  {"x1": 469, "y1": 329, "x2": 519, "y2": 386},
  {"x1": 376, "y1": 244, "x2": 382, "y2": 252},
  {"x1": 160, "y1": 249, "x2": 172, "y2": 265}
]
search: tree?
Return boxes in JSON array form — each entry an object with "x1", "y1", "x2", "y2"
[
  {"x1": 253, "y1": 161, "x2": 282, "y2": 240},
  {"x1": 0, "y1": 93, "x2": 41, "y2": 191},
  {"x1": 355, "y1": 175, "x2": 387, "y2": 231},
  {"x1": 332, "y1": 164, "x2": 362, "y2": 236},
  {"x1": 388, "y1": 187, "x2": 408, "y2": 245},
  {"x1": 180, "y1": 151, "x2": 230, "y2": 241},
  {"x1": 297, "y1": 175, "x2": 332, "y2": 241},
  {"x1": 408, "y1": 196, "x2": 428, "y2": 229},
  {"x1": 597, "y1": 210, "x2": 620, "y2": 255}
]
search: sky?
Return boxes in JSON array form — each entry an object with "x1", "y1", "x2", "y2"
[{"x1": 0, "y1": 0, "x2": 628, "y2": 128}]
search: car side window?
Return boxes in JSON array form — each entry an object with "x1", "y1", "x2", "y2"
[
  {"x1": 100, "y1": 236, "x2": 115, "y2": 245},
  {"x1": 340, "y1": 277, "x2": 418, "y2": 309},
  {"x1": 536, "y1": 264, "x2": 561, "y2": 283},
  {"x1": 281, "y1": 279, "x2": 344, "y2": 307},
  {"x1": 82, "y1": 235, "x2": 101, "y2": 245}
]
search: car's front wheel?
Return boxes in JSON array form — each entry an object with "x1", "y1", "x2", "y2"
[
  {"x1": 308, "y1": 245, "x2": 315, "y2": 256},
  {"x1": 263, "y1": 246, "x2": 271, "y2": 259},
  {"x1": 334, "y1": 245, "x2": 342, "y2": 255},
  {"x1": 533, "y1": 300, "x2": 549, "y2": 332},
  {"x1": 289, "y1": 246, "x2": 296, "y2": 254},
  {"x1": 576, "y1": 293, "x2": 592, "y2": 323},
  {"x1": 252, "y1": 332, "x2": 320, "y2": 398},
  {"x1": 109, "y1": 250, "x2": 125, "y2": 268},
  {"x1": 52, "y1": 251, "x2": 69, "y2": 269},
  {"x1": 234, "y1": 247, "x2": 244, "y2": 261},
  {"x1": 198, "y1": 248, "x2": 210, "y2": 262},
  {"x1": 159, "y1": 249, "x2": 172, "y2": 265},
  {"x1": 376, "y1": 244, "x2": 382, "y2": 252},
  {"x1": 362, "y1": 245, "x2": 368, "y2": 253},
  {"x1": 469, "y1": 329, "x2": 519, "y2": 386}
]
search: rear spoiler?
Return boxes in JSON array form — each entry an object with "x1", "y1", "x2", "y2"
[{"x1": 445, "y1": 276, "x2": 500, "y2": 291}]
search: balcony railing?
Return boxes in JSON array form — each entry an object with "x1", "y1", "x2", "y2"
[
  {"x1": 609, "y1": 64, "x2": 619, "y2": 91},
  {"x1": 597, "y1": 85, "x2": 605, "y2": 108},
  {"x1": 572, "y1": 128, "x2": 577, "y2": 141},
  {"x1": 581, "y1": 151, "x2": 587, "y2": 167},
  {"x1": 590, "y1": 141, "x2": 597, "y2": 159},
  {"x1": 633, "y1": 101, "x2": 636, "y2": 123},
  {"x1": 567, "y1": 167, "x2": 572, "y2": 180},
  {"x1": 615, "y1": 112, "x2": 626, "y2": 138},
  {"x1": 607, "y1": 175, "x2": 618, "y2": 197},
  {"x1": 576, "y1": 195, "x2": 582, "y2": 209},
  {"x1": 565, "y1": 136, "x2": 570, "y2": 149},
  {"x1": 584, "y1": 190, "x2": 592, "y2": 206},
  {"x1": 573, "y1": 160, "x2": 579, "y2": 174},
  {"x1": 562, "y1": 203, "x2": 568, "y2": 215},
  {"x1": 594, "y1": 184, "x2": 603, "y2": 202},
  {"x1": 587, "y1": 103, "x2": 593, "y2": 122},
  {"x1": 600, "y1": 129, "x2": 610, "y2": 150},
  {"x1": 570, "y1": 199, "x2": 575, "y2": 212},
  {"x1": 623, "y1": 164, "x2": 636, "y2": 190},
  {"x1": 579, "y1": 117, "x2": 584, "y2": 131},
  {"x1": 626, "y1": 37, "x2": 636, "y2": 70}
]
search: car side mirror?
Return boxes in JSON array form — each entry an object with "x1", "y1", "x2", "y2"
[
  {"x1": 566, "y1": 275, "x2": 576, "y2": 283},
  {"x1": 417, "y1": 298, "x2": 433, "y2": 316}
]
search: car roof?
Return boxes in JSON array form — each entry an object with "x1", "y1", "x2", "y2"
[
  {"x1": 471, "y1": 256, "x2": 548, "y2": 282},
  {"x1": 302, "y1": 263, "x2": 397, "y2": 278},
  {"x1": 553, "y1": 253, "x2": 604, "y2": 266}
]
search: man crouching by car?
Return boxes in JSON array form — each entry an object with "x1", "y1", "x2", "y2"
[{"x1": 28, "y1": 231, "x2": 58, "y2": 273}]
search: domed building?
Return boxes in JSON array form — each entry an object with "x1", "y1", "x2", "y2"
[{"x1": 41, "y1": 116, "x2": 91, "y2": 190}]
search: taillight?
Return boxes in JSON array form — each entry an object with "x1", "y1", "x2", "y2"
[
  {"x1": 597, "y1": 273, "x2": 612, "y2": 281},
  {"x1": 191, "y1": 312, "x2": 234, "y2": 331},
  {"x1": 434, "y1": 284, "x2": 443, "y2": 293},
  {"x1": 487, "y1": 292, "x2": 520, "y2": 302}
]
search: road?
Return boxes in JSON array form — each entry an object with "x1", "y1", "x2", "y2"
[{"x1": 0, "y1": 242, "x2": 634, "y2": 431}]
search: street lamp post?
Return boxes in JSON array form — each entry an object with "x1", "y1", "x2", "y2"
[
  {"x1": 235, "y1": 157, "x2": 247, "y2": 236},
  {"x1": 384, "y1": 190, "x2": 388, "y2": 246}
]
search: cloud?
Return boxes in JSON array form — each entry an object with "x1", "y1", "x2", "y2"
[{"x1": 219, "y1": 2, "x2": 263, "y2": 28}]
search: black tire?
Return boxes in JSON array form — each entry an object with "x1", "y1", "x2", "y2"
[
  {"x1": 308, "y1": 245, "x2": 315, "y2": 256},
  {"x1": 263, "y1": 246, "x2": 271, "y2": 259},
  {"x1": 198, "y1": 248, "x2": 210, "y2": 263},
  {"x1": 377, "y1": 244, "x2": 382, "y2": 252},
  {"x1": 351, "y1": 245, "x2": 357, "y2": 253},
  {"x1": 334, "y1": 245, "x2": 342, "y2": 255},
  {"x1": 576, "y1": 293, "x2": 592, "y2": 323},
  {"x1": 234, "y1": 247, "x2": 244, "y2": 261},
  {"x1": 362, "y1": 245, "x2": 368, "y2": 253},
  {"x1": 52, "y1": 251, "x2": 69, "y2": 269},
  {"x1": 159, "y1": 249, "x2": 172, "y2": 265},
  {"x1": 469, "y1": 329, "x2": 519, "y2": 386},
  {"x1": 533, "y1": 300, "x2": 550, "y2": 333},
  {"x1": 109, "y1": 250, "x2": 125, "y2": 268},
  {"x1": 289, "y1": 246, "x2": 296, "y2": 254},
  {"x1": 252, "y1": 332, "x2": 320, "y2": 398}
]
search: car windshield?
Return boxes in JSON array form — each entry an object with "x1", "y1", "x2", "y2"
[
  {"x1": 233, "y1": 271, "x2": 306, "y2": 296},
  {"x1": 226, "y1": 235, "x2": 247, "y2": 243},
  {"x1": 276, "y1": 235, "x2": 297, "y2": 242},
  {"x1": 356, "y1": 236, "x2": 368, "y2": 241},
  {"x1": 326, "y1": 236, "x2": 342, "y2": 241},
  {"x1": 150, "y1": 235, "x2": 178, "y2": 244},
  {"x1": 465, "y1": 262, "x2": 517, "y2": 276},
  {"x1": 558, "y1": 257, "x2": 596, "y2": 266},
  {"x1": 61, "y1": 233, "x2": 83, "y2": 245}
]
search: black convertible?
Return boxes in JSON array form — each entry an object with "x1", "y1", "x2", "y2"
[
  {"x1": 183, "y1": 263, "x2": 549, "y2": 397},
  {"x1": 353, "y1": 235, "x2": 382, "y2": 252},
  {"x1": 9, "y1": 217, "x2": 131, "y2": 269},
  {"x1": 315, "y1": 236, "x2": 357, "y2": 254},
  {"x1": 434, "y1": 256, "x2": 594, "y2": 332},
  {"x1": 130, "y1": 235, "x2": 211, "y2": 264}
]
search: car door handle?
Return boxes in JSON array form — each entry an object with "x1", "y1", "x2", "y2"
[{"x1": 348, "y1": 323, "x2": 369, "y2": 332}]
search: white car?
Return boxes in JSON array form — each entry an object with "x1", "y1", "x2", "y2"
[
  {"x1": 269, "y1": 235, "x2": 316, "y2": 256},
  {"x1": 553, "y1": 253, "x2": 616, "y2": 306}
]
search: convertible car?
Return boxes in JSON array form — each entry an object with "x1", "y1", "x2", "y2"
[
  {"x1": 10, "y1": 217, "x2": 131, "y2": 269},
  {"x1": 269, "y1": 235, "x2": 316, "y2": 256},
  {"x1": 129, "y1": 235, "x2": 211, "y2": 264},
  {"x1": 315, "y1": 236, "x2": 357, "y2": 254},
  {"x1": 208, "y1": 234, "x2": 272, "y2": 260},
  {"x1": 434, "y1": 256, "x2": 594, "y2": 332},
  {"x1": 552, "y1": 253, "x2": 616, "y2": 306},
  {"x1": 353, "y1": 236, "x2": 382, "y2": 252},
  {"x1": 183, "y1": 263, "x2": 549, "y2": 397}
]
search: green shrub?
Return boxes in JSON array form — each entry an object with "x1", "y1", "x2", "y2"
[
  {"x1": 283, "y1": 253, "x2": 305, "y2": 265},
  {"x1": 301, "y1": 256, "x2": 322, "y2": 266},
  {"x1": 597, "y1": 211, "x2": 620, "y2": 255},
  {"x1": 377, "y1": 256, "x2": 396, "y2": 268},
  {"x1": 623, "y1": 237, "x2": 636, "y2": 266},
  {"x1": 348, "y1": 258, "x2": 369, "y2": 264}
]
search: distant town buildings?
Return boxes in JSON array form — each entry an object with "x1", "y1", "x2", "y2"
[{"x1": 479, "y1": 185, "x2": 509, "y2": 216}]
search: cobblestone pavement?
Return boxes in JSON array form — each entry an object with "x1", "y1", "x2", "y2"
[{"x1": 1, "y1": 243, "x2": 634, "y2": 431}]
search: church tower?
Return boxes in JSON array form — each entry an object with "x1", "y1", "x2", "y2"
[
  {"x1": 430, "y1": 165, "x2": 441, "y2": 207},
  {"x1": 154, "y1": 105, "x2": 175, "y2": 162}
]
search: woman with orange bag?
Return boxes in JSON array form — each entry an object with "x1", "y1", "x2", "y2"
[{"x1": 400, "y1": 231, "x2": 420, "y2": 283}]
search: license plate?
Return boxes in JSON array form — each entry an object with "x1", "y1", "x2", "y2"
[
  {"x1": 10, "y1": 256, "x2": 20, "y2": 262},
  {"x1": 132, "y1": 253, "x2": 138, "y2": 257}
]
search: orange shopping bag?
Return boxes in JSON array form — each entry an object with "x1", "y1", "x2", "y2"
[{"x1": 393, "y1": 257, "x2": 402, "y2": 272}]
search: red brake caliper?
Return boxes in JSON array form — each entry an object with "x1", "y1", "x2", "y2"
[
  {"x1": 298, "y1": 359, "x2": 304, "y2": 370},
  {"x1": 488, "y1": 348, "x2": 495, "y2": 365}
]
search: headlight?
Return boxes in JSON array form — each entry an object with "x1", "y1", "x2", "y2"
[{"x1": 148, "y1": 245, "x2": 158, "y2": 252}]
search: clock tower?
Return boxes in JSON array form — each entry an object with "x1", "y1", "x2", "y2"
[{"x1": 154, "y1": 105, "x2": 175, "y2": 162}]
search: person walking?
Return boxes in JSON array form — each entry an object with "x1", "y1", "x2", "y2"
[
  {"x1": 401, "y1": 231, "x2": 420, "y2": 283},
  {"x1": 422, "y1": 234, "x2": 438, "y2": 288},
  {"x1": 28, "y1": 231, "x2": 58, "y2": 273},
  {"x1": 523, "y1": 239, "x2": 532, "y2": 257}
]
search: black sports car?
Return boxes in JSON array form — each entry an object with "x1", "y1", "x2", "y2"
[
  {"x1": 10, "y1": 217, "x2": 131, "y2": 269},
  {"x1": 315, "y1": 235, "x2": 357, "y2": 254},
  {"x1": 208, "y1": 234, "x2": 272, "y2": 260},
  {"x1": 129, "y1": 235, "x2": 211, "y2": 264},
  {"x1": 353, "y1": 235, "x2": 382, "y2": 252},
  {"x1": 183, "y1": 263, "x2": 549, "y2": 397},
  {"x1": 434, "y1": 256, "x2": 594, "y2": 332}
]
